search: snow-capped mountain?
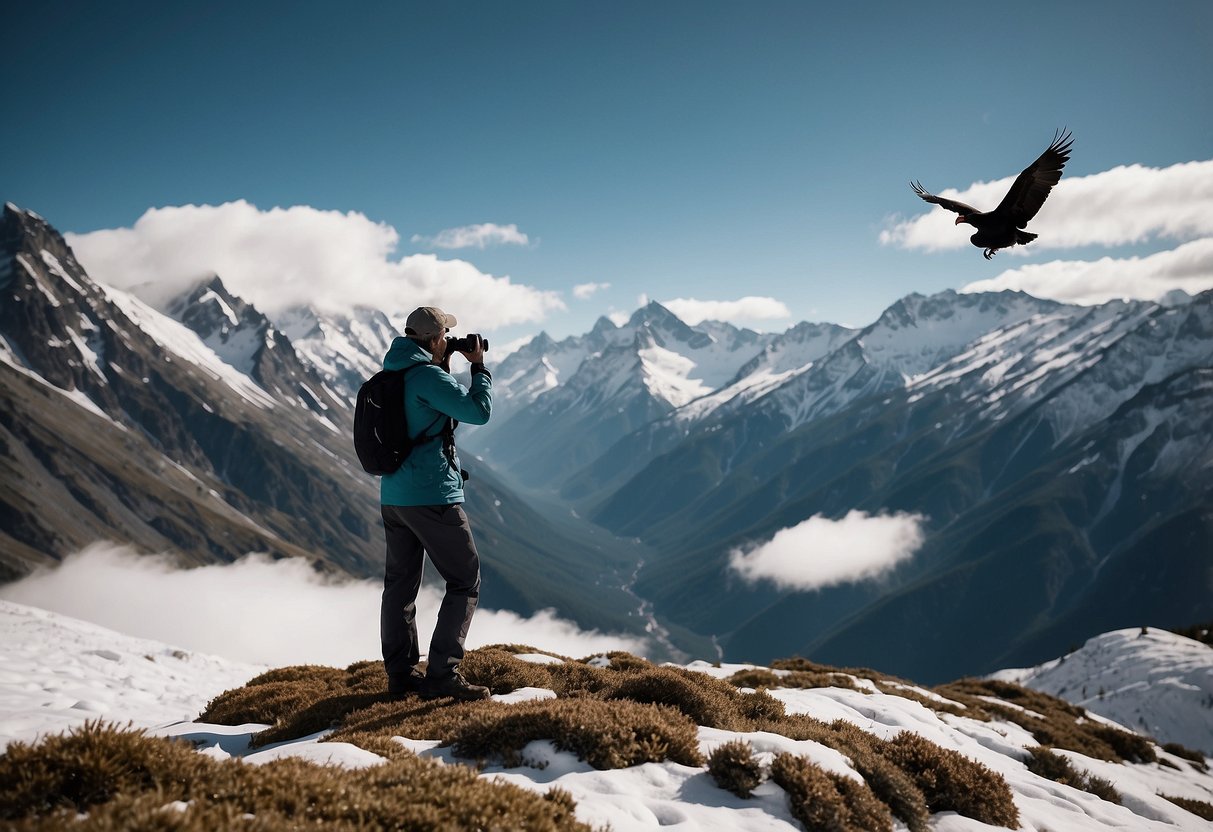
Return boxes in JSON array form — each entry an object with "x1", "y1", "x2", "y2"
[
  {"x1": 161, "y1": 275, "x2": 349, "y2": 418},
  {"x1": 488, "y1": 315, "x2": 628, "y2": 412},
  {"x1": 587, "y1": 289, "x2": 1213, "y2": 681},
  {"x1": 992, "y1": 626, "x2": 1213, "y2": 755},
  {"x1": 562, "y1": 319, "x2": 856, "y2": 500},
  {"x1": 275, "y1": 304, "x2": 401, "y2": 402},
  {"x1": 0, "y1": 203, "x2": 377, "y2": 577},
  {"x1": 466, "y1": 301, "x2": 775, "y2": 486}
]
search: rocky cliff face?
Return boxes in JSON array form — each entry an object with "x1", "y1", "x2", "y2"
[{"x1": 0, "y1": 203, "x2": 379, "y2": 579}]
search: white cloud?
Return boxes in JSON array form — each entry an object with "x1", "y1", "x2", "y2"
[
  {"x1": 881, "y1": 158, "x2": 1213, "y2": 253},
  {"x1": 573, "y1": 281, "x2": 611, "y2": 300},
  {"x1": 961, "y1": 237, "x2": 1213, "y2": 305},
  {"x1": 66, "y1": 202, "x2": 563, "y2": 329},
  {"x1": 411, "y1": 223, "x2": 530, "y2": 249},
  {"x1": 0, "y1": 543, "x2": 647, "y2": 666},
  {"x1": 729, "y1": 510, "x2": 927, "y2": 592},
  {"x1": 661, "y1": 296, "x2": 792, "y2": 327}
]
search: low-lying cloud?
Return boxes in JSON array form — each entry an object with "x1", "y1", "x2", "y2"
[
  {"x1": 411, "y1": 223, "x2": 530, "y2": 250},
  {"x1": 661, "y1": 296, "x2": 792, "y2": 327},
  {"x1": 66, "y1": 202, "x2": 563, "y2": 331},
  {"x1": 0, "y1": 544, "x2": 646, "y2": 666},
  {"x1": 881, "y1": 158, "x2": 1213, "y2": 253},
  {"x1": 961, "y1": 237, "x2": 1213, "y2": 305},
  {"x1": 729, "y1": 510, "x2": 927, "y2": 591}
]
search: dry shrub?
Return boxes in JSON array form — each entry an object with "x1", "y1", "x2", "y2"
[
  {"x1": 200, "y1": 678, "x2": 333, "y2": 728},
  {"x1": 754, "y1": 714, "x2": 930, "y2": 832},
  {"x1": 546, "y1": 661, "x2": 618, "y2": 697},
  {"x1": 1087, "y1": 723, "x2": 1157, "y2": 764},
  {"x1": 770, "y1": 752, "x2": 867, "y2": 832},
  {"x1": 727, "y1": 668, "x2": 783, "y2": 688},
  {"x1": 0, "y1": 722, "x2": 204, "y2": 819},
  {"x1": 935, "y1": 678, "x2": 1158, "y2": 765},
  {"x1": 253, "y1": 692, "x2": 387, "y2": 747},
  {"x1": 243, "y1": 664, "x2": 347, "y2": 688},
  {"x1": 738, "y1": 689, "x2": 786, "y2": 722},
  {"x1": 884, "y1": 732, "x2": 1019, "y2": 828},
  {"x1": 727, "y1": 668, "x2": 858, "y2": 691},
  {"x1": 1162, "y1": 742, "x2": 1210, "y2": 772},
  {"x1": 604, "y1": 665, "x2": 752, "y2": 730},
  {"x1": 1083, "y1": 775, "x2": 1122, "y2": 804},
  {"x1": 0, "y1": 722, "x2": 594, "y2": 831},
  {"x1": 707, "y1": 740, "x2": 763, "y2": 798},
  {"x1": 330, "y1": 697, "x2": 501, "y2": 745},
  {"x1": 1025, "y1": 747, "x2": 1122, "y2": 803},
  {"x1": 1161, "y1": 793, "x2": 1213, "y2": 821},
  {"x1": 872, "y1": 681, "x2": 967, "y2": 717},
  {"x1": 593, "y1": 651, "x2": 654, "y2": 672},
  {"x1": 459, "y1": 647, "x2": 554, "y2": 693},
  {"x1": 448, "y1": 697, "x2": 704, "y2": 770},
  {"x1": 830, "y1": 770, "x2": 894, "y2": 832}
]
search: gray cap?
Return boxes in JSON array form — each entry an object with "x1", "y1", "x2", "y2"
[{"x1": 405, "y1": 306, "x2": 457, "y2": 339}]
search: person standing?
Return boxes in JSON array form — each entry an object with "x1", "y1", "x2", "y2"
[{"x1": 379, "y1": 306, "x2": 492, "y2": 700}]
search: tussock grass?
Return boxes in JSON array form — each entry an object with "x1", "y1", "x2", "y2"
[
  {"x1": 9, "y1": 647, "x2": 1117, "y2": 832},
  {"x1": 1162, "y1": 742, "x2": 1210, "y2": 772},
  {"x1": 770, "y1": 752, "x2": 894, "y2": 832},
  {"x1": 935, "y1": 678, "x2": 1158, "y2": 764},
  {"x1": 885, "y1": 732, "x2": 1021, "y2": 828},
  {"x1": 0, "y1": 722, "x2": 593, "y2": 830},
  {"x1": 1161, "y1": 793, "x2": 1213, "y2": 820},
  {"x1": 728, "y1": 667, "x2": 860, "y2": 691},
  {"x1": 1025, "y1": 747, "x2": 1122, "y2": 803},
  {"x1": 707, "y1": 739, "x2": 763, "y2": 797},
  {"x1": 449, "y1": 697, "x2": 704, "y2": 769}
]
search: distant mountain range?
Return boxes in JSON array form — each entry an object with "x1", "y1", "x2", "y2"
[
  {"x1": 0, "y1": 204, "x2": 650, "y2": 651},
  {"x1": 469, "y1": 276, "x2": 1213, "y2": 683},
  {"x1": 3, "y1": 201, "x2": 1210, "y2": 682}
]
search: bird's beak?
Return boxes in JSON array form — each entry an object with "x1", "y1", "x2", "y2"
[{"x1": 955, "y1": 216, "x2": 967, "y2": 225}]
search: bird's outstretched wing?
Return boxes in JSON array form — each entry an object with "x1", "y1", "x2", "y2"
[
  {"x1": 994, "y1": 129, "x2": 1074, "y2": 227},
  {"x1": 910, "y1": 181, "x2": 978, "y2": 216}
]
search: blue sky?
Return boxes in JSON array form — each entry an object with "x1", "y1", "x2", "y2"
[{"x1": 4, "y1": 1, "x2": 1211, "y2": 345}]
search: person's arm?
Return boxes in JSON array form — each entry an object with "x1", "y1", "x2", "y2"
[{"x1": 418, "y1": 366, "x2": 492, "y2": 426}]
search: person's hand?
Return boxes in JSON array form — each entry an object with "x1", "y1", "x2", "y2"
[{"x1": 460, "y1": 335, "x2": 485, "y2": 365}]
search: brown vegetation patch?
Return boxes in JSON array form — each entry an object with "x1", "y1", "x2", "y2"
[
  {"x1": 885, "y1": 731, "x2": 1020, "y2": 828},
  {"x1": 707, "y1": 739, "x2": 763, "y2": 798},
  {"x1": 770, "y1": 752, "x2": 893, "y2": 832},
  {"x1": 1162, "y1": 742, "x2": 1210, "y2": 773},
  {"x1": 727, "y1": 667, "x2": 860, "y2": 691},
  {"x1": 751, "y1": 714, "x2": 931, "y2": 832},
  {"x1": 935, "y1": 678, "x2": 1158, "y2": 764},
  {"x1": 7, "y1": 648, "x2": 1112, "y2": 831},
  {"x1": 0, "y1": 722, "x2": 592, "y2": 830},
  {"x1": 449, "y1": 697, "x2": 704, "y2": 770},
  {"x1": 1025, "y1": 747, "x2": 1122, "y2": 803},
  {"x1": 1161, "y1": 793, "x2": 1213, "y2": 820},
  {"x1": 459, "y1": 647, "x2": 555, "y2": 693}
]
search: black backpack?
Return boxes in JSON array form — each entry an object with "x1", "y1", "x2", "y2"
[{"x1": 353, "y1": 364, "x2": 437, "y2": 476}]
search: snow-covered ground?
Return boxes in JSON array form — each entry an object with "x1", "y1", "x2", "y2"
[
  {"x1": 991, "y1": 627, "x2": 1213, "y2": 755},
  {"x1": 2, "y1": 600, "x2": 1212, "y2": 831}
]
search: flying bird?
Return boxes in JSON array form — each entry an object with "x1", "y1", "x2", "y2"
[{"x1": 910, "y1": 130, "x2": 1074, "y2": 259}]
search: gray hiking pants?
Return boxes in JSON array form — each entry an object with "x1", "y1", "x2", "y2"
[{"x1": 380, "y1": 503, "x2": 481, "y2": 680}]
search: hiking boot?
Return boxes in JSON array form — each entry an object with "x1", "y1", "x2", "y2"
[
  {"x1": 422, "y1": 671, "x2": 490, "y2": 701},
  {"x1": 387, "y1": 669, "x2": 426, "y2": 697}
]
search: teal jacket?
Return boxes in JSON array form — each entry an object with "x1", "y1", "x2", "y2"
[{"x1": 379, "y1": 337, "x2": 492, "y2": 506}]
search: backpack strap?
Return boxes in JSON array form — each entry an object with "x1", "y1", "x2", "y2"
[{"x1": 401, "y1": 363, "x2": 448, "y2": 447}]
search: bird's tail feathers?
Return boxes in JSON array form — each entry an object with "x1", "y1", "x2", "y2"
[{"x1": 1016, "y1": 230, "x2": 1038, "y2": 245}]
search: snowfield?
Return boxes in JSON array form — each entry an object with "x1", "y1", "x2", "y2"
[{"x1": 2, "y1": 600, "x2": 1211, "y2": 830}]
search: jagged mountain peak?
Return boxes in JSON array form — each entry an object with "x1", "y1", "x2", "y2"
[{"x1": 589, "y1": 315, "x2": 619, "y2": 337}]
